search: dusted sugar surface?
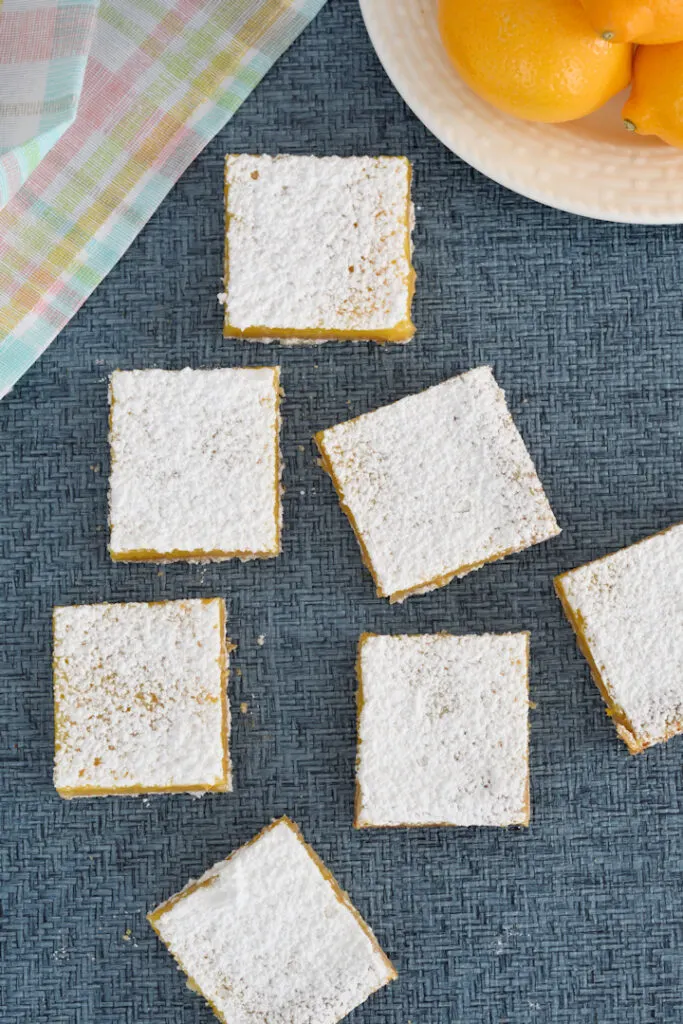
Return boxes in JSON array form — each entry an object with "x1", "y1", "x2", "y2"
[
  {"x1": 356, "y1": 633, "x2": 530, "y2": 827},
  {"x1": 109, "y1": 367, "x2": 280, "y2": 560},
  {"x1": 317, "y1": 366, "x2": 560, "y2": 601},
  {"x1": 149, "y1": 818, "x2": 396, "y2": 1024},
  {"x1": 53, "y1": 599, "x2": 230, "y2": 796},
  {"x1": 556, "y1": 522, "x2": 683, "y2": 752},
  {"x1": 224, "y1": 154, "x2": 414, "y2": 337}
]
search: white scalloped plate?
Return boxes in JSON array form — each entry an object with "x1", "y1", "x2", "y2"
[{"x1": 359, "y1": 0, "x2": 683, "y2": 223}]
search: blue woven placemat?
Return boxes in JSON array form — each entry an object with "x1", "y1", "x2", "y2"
[{"x1": 2, "y1": 1, "x2": 683, "y2": 1021}]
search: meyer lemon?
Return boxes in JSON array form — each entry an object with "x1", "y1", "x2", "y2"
[
  {"x1": 438, "y1": 0, "x2": 633, "y2": 123},
  {"x1": 579, "y1": 0, "x2": 683, "y2": 44},
  {"x1": 622, "y1": 42, "x2": 683, "y2": 147}
]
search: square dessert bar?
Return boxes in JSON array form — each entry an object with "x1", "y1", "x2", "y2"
[
  {"x1": 555, "y1": 522, "x2": 683, "y2": 754},
  {"x1": 53, "y1": 598, "x2": 231, "y2": 798},
  {"x1": 316, "y1": 365, "x2": 560, "y2": 602},
  {"x1": 223, "y1": 154, "x2": 415, "y2": 342},
  {"x1": 148, "y1": 817, "x2": 396, "y2": 1024},
  {"x1": 109, "y1": 366, "x2": 281, "y2": 562},
  {"x1": 355, "y1": 633, "x2": 530, "y2": 828}
]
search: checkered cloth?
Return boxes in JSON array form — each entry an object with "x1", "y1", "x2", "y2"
[
  {"x1": 0, "y1": 0, "x2": 327, "y2": 399},
  {"x1": 0, "y1": 0, "x2": 99, "y2": 207}
]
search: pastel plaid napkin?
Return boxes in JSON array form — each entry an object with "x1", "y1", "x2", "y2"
[
  {"x1": 0, "y1": 0, "x2": 327, "y2": 399},
  {"x1": 0, "y1": 0, "x2": 99, "y2": 208}
]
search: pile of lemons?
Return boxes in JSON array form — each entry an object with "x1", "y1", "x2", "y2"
[{"x1": 438, "y1": 0, "x2": 683, "y2": 147}]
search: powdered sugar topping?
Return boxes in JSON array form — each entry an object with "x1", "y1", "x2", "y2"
[
  {"x1": 151, "y1": 818, "x2": 395, "y2": 1024},
  {"x1": 109, "y1": 367, "x2": 281, "y2": 559},
  {"x1": 557, "y1": 523, "x2": 683, "y2": 748},
  {"x1": 224, "y1": 155, "x2": 413, "y2": 334},
  {"x1": 318, "y1": 366, "x2": 560, "y2": 600},
  {"x1": 356, "y1": 633, "x2": 530, "y2": 827},
  {"x1": 53, "y1": 599, "x2": 229, "y2": 795}
]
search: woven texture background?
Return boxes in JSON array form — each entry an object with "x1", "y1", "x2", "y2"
[{"x1": 2, "y1": 1, "x2": 683, "y2": 1021}]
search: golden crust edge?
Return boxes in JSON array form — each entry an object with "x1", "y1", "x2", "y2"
[
  {"x1": 553, "y1": 573, "x2": 644, "y2": 754},
  {"x1": 314, "y1": 433, "x2": 387, "y2": 598}
]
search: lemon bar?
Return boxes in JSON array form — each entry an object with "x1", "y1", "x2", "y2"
[
  {"x1": 222, "y1": 154, "x2": 415, "y2": 342},
  {"x1": 315, "y1": 365, "x2": 560, "y2": 602},
  {"x1": 355, "y1": 633, "x2": 530, "y2": 828},
  {"x1": 52, "y1": 598, "x2": 231, "y2": 798},
  {"x1": 555, "y1": 522, "x2": 683, "y2": 754},
  {"x1": 109, "y1": 367, "x2": 281, "y2": 561},
  {"x1": 148, "y1": 817, "x2": 396, "y2": 1024}
]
